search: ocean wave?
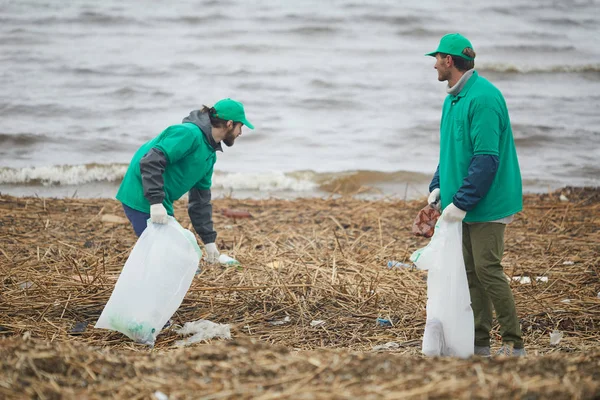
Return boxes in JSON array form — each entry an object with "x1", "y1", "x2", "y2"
[
  {"x1": 478, "y1": 63, "x2": 600, "y2": 74},
  {"x1": 0, "y1": 165, "x2": 431, "y2": 194},
  {"x1": 0, "y1": 164, "x2": 128, "y2": 186}
]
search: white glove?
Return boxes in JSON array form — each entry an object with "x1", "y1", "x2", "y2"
[
  {"x1": 204, "y1": 243, "x2": 220, "y2": 264},
  {"x1": 428, "y1": 188, "x2": 441, "y2": 211},
  {"x1": 428, "y1": 188, "x2": 440, "y2": 205},
  {"x1": 441, "y1": 203, "x2": 467, "y2": 222},
  {"x1": 150, "y1": 203, "x2": 168, "y2": 224}
]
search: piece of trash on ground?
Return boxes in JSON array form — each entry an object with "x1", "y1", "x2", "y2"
[
  {"x1": 69, "y1": 321, "x2": 89, "y2": 335},
  {"x1": 550, "y1": 330, "x2": 563, "y2": 346},
  {"x1": 387, "y1": 261, "x2": 412, "y2": 269},
  {"x1": 373, "y1": 342, "x2": 400, "y2": 351},
  {"x1": 562, "y1": 261, "x2": 574, "y2": 266},
  {"x1": 19, "y1": 281, "x2": 34, "y2": 289},
  {"x1": 221, "y1": 209, "x2": 252, "y2": 219},
  {"x1": 511, "y1": 276, "x2": 548, "y2": 284},
  {"x1": 376, "y1": 318, "x2": 393, "y2": 327},
  {"x1": 219, "y1": 254, "x2": 240, "y2": 266},
  {"x1": 174, "y1": 319, "x2": 231, "y2": 347},
  {"x1": 310, "y1": 320, "x2": 325, "y2": 327},
  {"x1": 153, "y1": 391, "x2": 169, "y2": 400},
  {"x1": 269, "y1": 316, "x2": 291, "y2": 326}
]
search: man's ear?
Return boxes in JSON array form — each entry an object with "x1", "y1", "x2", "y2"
[{"x1": 227, "y1": 120, "x2": 234, "y2": 129}]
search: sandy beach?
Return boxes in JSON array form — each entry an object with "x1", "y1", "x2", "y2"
[{"x1": 1, "y1": 187, "x2": 599, "y2": 399}]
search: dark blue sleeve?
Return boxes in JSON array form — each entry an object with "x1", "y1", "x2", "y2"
[
  {"x1": 429, "y1": 165, "x2": 440, "y2": 192},
  {"x1": 453, "y1": 155, "x2": 499, "y2": 211}
]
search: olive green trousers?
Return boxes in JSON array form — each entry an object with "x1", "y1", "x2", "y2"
[{"x1": 462, "y1": 222, "x2": 523, "y2": 348}]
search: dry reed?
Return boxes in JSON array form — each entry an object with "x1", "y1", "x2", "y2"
[{"x1": 1, "y1": 186, "x2": 599, "y2": 399}]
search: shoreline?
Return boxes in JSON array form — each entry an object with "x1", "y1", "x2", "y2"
[{"x1": 1, "y1": 187, "x2": 599, "y2": 398}]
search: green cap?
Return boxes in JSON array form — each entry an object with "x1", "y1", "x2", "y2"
[
  {"x1": 213, "y1": 98, "x2": 254, "y2": 129},
  {"x1": 425, "y1": 33, "x2": 475, "y2": 61}
]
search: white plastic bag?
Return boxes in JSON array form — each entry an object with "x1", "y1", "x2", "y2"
[
  {"x1": 95, "y1": 217, "x2": 201, "y2": 345},
  {"x1": 410, "y1": 219, "x2": 474, "y2": 358}
]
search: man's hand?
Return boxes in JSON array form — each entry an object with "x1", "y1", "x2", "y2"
[
  {"x1": 150, "y1": 203, "x2": 168, "y2": 224},
  {"x1": 441, "y1": 203, "x2": 467, "y2": 222},
  {"x1": 204, "y1": 243, "x2": 220, "y2": 264},
  {"x1": 428, "y1": 188, "x2": 441, "y2": 210}
]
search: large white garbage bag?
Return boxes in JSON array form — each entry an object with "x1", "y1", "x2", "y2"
[
  {"x1": 95, "y1": 217, "x2": 201, "y2": 345},
  {"x1": 410, "y1": 219, "x2": 474, "y2": 358}
]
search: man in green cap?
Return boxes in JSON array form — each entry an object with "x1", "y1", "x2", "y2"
[
  {"x1": 116, "y1": 98, "x2": 254, "y2": 264},
  {"x1": 424, "y1": 33, "x2": 525, "y2": 356}
]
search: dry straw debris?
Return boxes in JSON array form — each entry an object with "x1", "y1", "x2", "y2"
[{"x1": 1, "y1": 187, "x2": 599, "y2": 399}]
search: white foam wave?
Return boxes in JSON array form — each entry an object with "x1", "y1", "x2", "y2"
[
  {"x1": 0, "y1": 164, "x2": 128, "y2": 186},
  {"x1": 212, "y1": 171, "x2": 318, "y2": 192},
  {"x1": 0, "y1": 164, "x2": 319, "y2": 192}
]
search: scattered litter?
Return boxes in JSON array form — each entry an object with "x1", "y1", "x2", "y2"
[
  {"x1": 550, "y1": 330, "x2": 563, "y2": 346},
  {"x1": 376, "y1": 318, "x2": 393, "y2": 327},
  {"x1": 174, "y1": 319, "x2": 231, "y2": 347},
  {"x1": 373, "y1": 342, "x2": 400, "y2": 351},
  {"x1": 597, "y1": 292, "x2": 600, "y2": 299},
  {"x1": 269, "y1": 316, "x2": 291, "y2": 326},
  {"x1": 310, "y1": 320, "x2": 325, "y2": 327},
  {"x1": 511, "y1": 276, "x2": 548, "y2": 284},
  {"x1": 387, "y1": 261, "x2": 412, "y2": 269},
  {"x1": 561, "y1": 299, "x2": 572, "y2": 304},
  {"x1": 219, "y1": 254, "x2": 240, "y2": 266},
  {"x1": 221, "y1": 209, "x2": 252, "y2": 219},
  {"x1": 562, "y1": 261, "x2": 575, "y2": 266},
  {"x1": 153, "y1": 391, "x2": 169, "y2": 400},
  {"x1": 559, "y1": 194, "x2": 569, "y2": 202},
  {"x1": 69, "y1": 321, "x2": 88, "y2": 335},
  {"x1": 19, "y1": 281, "x2": 34, "y2": 289}
]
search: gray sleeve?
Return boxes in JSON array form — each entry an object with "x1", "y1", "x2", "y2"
[
  {"x1": 140, "y1": 148, "x2": 167, "y2": 205},
  {"x1": 188, "y1": 187, "x2": 217, "y2": 244}
]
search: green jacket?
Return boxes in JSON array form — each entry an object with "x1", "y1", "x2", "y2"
[{"x1": 439, "y1": 71, "x2": 523, "y2": 222}]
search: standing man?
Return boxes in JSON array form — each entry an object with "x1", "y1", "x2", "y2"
[
  {"x1": 116, "y1": 98, "x2": 254, "y2": 264},
  {"x1": 425, "y1": 34, "x2": 525, "y2": 356}
]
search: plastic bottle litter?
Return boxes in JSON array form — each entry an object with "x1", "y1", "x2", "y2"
[
  {"x1": 387, "y1": 260, "x2": 412, "y2": 269},
  {"x1": 219, "y1": 254, "x2": 240, "y2": 266}
]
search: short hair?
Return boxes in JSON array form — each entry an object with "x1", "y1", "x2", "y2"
[
  {"x1": 200, "y1": 105, "x2": 242, "y2": 129},
  {"x1": 439, "y1": 47, "x2": 476, "y2": 72}
]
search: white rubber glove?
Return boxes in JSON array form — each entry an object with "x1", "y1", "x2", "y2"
[
  {"x1": 428, "y1": 188, "x2": 440, "y2": 205},
  {"x1": 428, "y1": 188, "x2": 441, "y2": 211},
  {"x1": 150, "y1": 203, "x2": 168, "y2": 224},
  {"x1": 441, "y1": 203, "x2": 467, "y2": 222},
  {"x1": 204, "y1": 243, "x2": 220, "y2": 264}
]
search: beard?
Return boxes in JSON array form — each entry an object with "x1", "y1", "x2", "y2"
[
  {"x1": 437, "y1": 68, "x2": 451, "y2": 82},
  {"x1": 223, "y1": 129, "x2": 236, "y2": 147}
]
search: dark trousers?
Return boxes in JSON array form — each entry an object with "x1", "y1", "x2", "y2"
[
  {"x1": 122, "y1": 204, "x2": 150, "y2": 237},
  {"x1": 463, "y1": 222, "x2": 523, "y2": 349}
]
